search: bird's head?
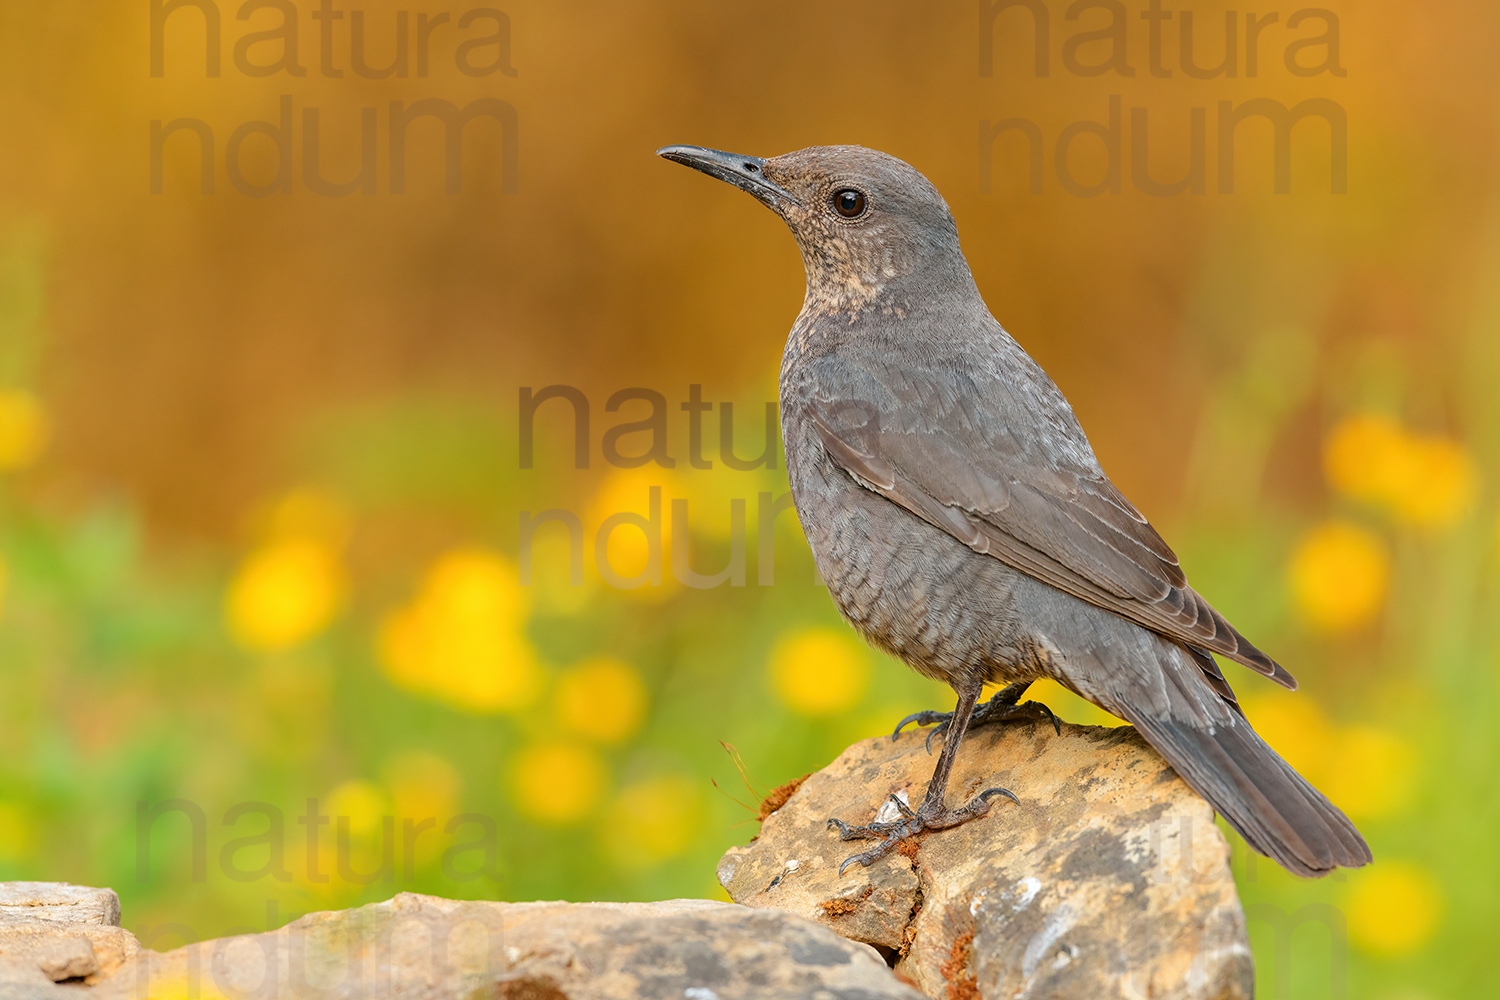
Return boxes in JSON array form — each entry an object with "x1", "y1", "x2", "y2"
[{"x1": 658, "y1": 144, "x2": 973, "y2": 316}]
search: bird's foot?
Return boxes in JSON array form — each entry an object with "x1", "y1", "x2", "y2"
[
  {"x1": 892, "y1": 682, "x2": 1060, "y2": 752},
  {"x1": 826, "y1": 788, "x2": 1017, "y2": 875}
]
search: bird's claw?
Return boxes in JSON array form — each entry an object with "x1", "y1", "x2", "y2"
[
  {"x1": 1011, "y1": 699, "x2": 1062, "y2": 737},
  {"x1": 891, "y1": 711, "x2": 953, "y2": 754},
  {"x1": 826, "y1": 794, "x2": 914, "y2": 841},
  {"x1": 970, "y1": 786, "x2": 1021, "y2": 809},
  {"x1": 891, "y1": 709, "x2": 952, "y2": 741},
  {"x1": 827, "y1": 786, "x2": 1018, "y2": 875},
  {"x1": 839, "y1": 839, "x2": 901, "y2": 876},
  {"x1": 892, "y1": 690, "x2": 1061, "y2": 752}
]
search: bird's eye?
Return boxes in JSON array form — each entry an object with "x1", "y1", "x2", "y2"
[{"x1": 832, "y1": 189, "x2": 867, "y2": 219}]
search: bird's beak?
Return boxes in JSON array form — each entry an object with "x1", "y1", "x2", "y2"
[{"x1": 656, "y1": 145, "x2": 801, "y2": 210}]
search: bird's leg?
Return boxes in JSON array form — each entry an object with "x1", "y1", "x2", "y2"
[
  {"x1": 893, "y1": 679, "x2": 1060, "y2": 751},
  {"x1": 827, "y1": 679, "x2": 1017, "y2": 874}
]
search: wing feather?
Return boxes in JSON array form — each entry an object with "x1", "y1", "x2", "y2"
[{"x1": 809, "y1": 405, "x2": 1295, "y2": 689}]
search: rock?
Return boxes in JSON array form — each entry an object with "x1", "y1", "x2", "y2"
[
  {"x1": 34, "y1": 936, "x2": 98, "y2": 982},
  {"x1": 0, "y1": 883, "x2": 140, "y2": 994},
  {"x1": 93, "y1": 894, "x2": 926, "y2": 1000},
  {"x1": 0, "y1": 883, "x2": 121, "y2": 927},
  {"x1": 718, "y1": 721, "x2": 1254, "y2": 1000}
]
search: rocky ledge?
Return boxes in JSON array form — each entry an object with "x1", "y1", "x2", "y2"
[
  {"x1": 0, "y1": 882, "x2": 140, "y2": 992},
  {"x1": 0, "y1": 888, "x2": 919, "y2": 1000},
  {"x1": 719, "y1": 720, "x2": 1253, "y2": 1000}
]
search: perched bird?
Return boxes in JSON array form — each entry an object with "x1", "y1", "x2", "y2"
[{"x1": 659, "y1": 143, "x2": 1371, "y2": 878}]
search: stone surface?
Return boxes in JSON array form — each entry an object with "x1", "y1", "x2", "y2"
[
  {"x1": 34, "y1": 936, "x2": 98, "y2": 982},
  {"x1": 719, "y1": 720, "x2": 1254, "y2": 1000},
  {"x1": 0, "y1": 883, "x2": 140, "y2": 994},
  {"x1": 93, "y1": 894, "x2": 925, "y2": 1000},
  {"x1": 0, "y1": 883, "x2": 121, "y2": 927}
]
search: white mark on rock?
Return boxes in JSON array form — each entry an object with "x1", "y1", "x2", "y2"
[
  {"x1": 765, "y1": 858, "x2": 802, "y2": 891},
  {"x1": 1013, "y1": 876, "x2": 1042, "y2": 911},
  {"x1": 684, "y1": 989, "x2": 720, "y2": 1000},
  {"x1": 505, "y1": 946, "x2": 520, "y2": 965},
  {"x1": 872, "y1": 790, "x2": 911, "y2": 825}
]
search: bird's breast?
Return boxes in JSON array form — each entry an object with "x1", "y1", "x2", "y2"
[{"x1": 779, "y1": 405, "x2": 1035, "y2": 687}]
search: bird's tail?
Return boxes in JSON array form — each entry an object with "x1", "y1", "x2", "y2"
[{"x1": 1117, "y1": 663, "x2": 1372, "y2": 877}]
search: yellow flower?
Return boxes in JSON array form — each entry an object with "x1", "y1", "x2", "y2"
[
  {"x1": 510, "y1": 742, "x2": 605, "y2": 825},
  {"x1": 1324, "y1": 414, "x2": 1476, "y2": 528},
  {"x1": 588, "y1": 469, "x2": 676, "y2": 601},
  {"x1": 226, "y1": 539, "x2": 346, "y2": 652},
  {"x1": 1346, "y1": 862, "x2": 1443, "y2": 957},
  {"x1": 0, "y1": 389, "x2": 49, "y2": 471},
  {"x1": 1324, "y1": 413, "x2": 1409, "y2": 505},
  {"x1": 602, "y1": 775, "x2": 703, "y2": 868},
  {"x1": 1287, "y1": 520, "x2": 1390, "y2": 633},
  {"x1": 118, "y1": 977, "x2": 231, "y2": 1000},
  {"x1": 325, "y1": 779, "x2": 389, "y2": 839},
  {"x1": 1322, "y1": 725, "x2": 1417, "y2": 821},
  {"x1": 378, "y1": 548, "x2": 542, "y2": 714},
  {"x1": 1390, "y1": 437, "x2": 1476, "y2": 527},
  {"x1": 556, "y1": 657, "x2": 648, "y2": 743},
  {"x1": 769, "y1": 627, "x2": 869, "y2": 716}
]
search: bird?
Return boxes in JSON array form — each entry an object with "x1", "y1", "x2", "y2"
[{"x1": 657, "y1": 142, "x2": 1371, "y2": 879}]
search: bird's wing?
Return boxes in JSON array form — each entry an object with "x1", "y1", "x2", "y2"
[{"x1": 803, "y1": 340, "x2": 1294, "y2": 688}]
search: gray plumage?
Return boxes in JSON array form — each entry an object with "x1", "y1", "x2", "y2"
[{"x1": 660, "y1": 143, "x2": 1370, "y2": 878}]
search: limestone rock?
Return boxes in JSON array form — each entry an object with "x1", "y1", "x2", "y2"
[
  {"x1": 33, "y1": 935, "x2": 98, "y2": 982},
  {"x1": 0, "y1": 882, "x2": 140, "y2": 993},
  {"x1": 718, "y1": 721, "x2": 1254, "y2": 1000},
  {"x1": 94, "y1": 894, "x2": 926, "y2": 1000},
  {"x1": 0, "y1": 883, "x2": 120, "y2": 927}
]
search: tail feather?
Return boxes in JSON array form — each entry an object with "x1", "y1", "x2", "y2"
[
  {"x1": 1117, "y1": 666, "x2": 1372, "y2": 877},
  {"x1": 1023, "y1": 581, "x2": 1371, "y2": 877}
]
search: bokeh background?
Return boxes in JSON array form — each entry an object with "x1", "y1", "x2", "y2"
[{"x1": 1, "y1": 1, "x2": 1496, "y2": 995}]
